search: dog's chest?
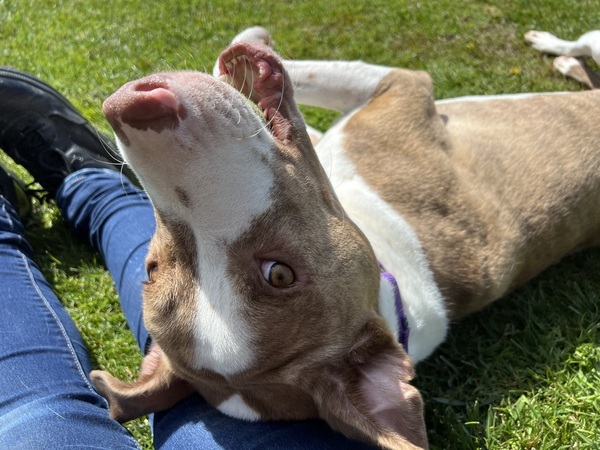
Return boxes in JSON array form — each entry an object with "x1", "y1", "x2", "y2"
[{"x1": 314, "y1": 115, "x2": 449, "y2": 363}]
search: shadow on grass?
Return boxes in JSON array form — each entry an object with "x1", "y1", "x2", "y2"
[{"x1": 416, "y1": 249, "x2": 600, "y2": 449}]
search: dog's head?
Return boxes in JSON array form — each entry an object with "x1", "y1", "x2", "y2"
[{"x1": 92, "y1": 42, "x2": 427, "y2": 449}]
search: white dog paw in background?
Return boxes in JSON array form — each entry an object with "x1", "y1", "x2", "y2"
[{"x1": 525, "y1": 30, "x2": 600, "y2": 89}]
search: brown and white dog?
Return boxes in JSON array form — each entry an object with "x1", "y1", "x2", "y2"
[
  {"x1": 525, "y1": 29, "x2": 600, "y2": 89},
  {"x1": 91, "y1": 27, "x2": 600, "y2": 449}
]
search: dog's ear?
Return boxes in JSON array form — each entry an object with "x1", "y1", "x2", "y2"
[
  {"x1": 90, "y1": 344, "x2": 194, "y2": 423},
  {"x1": 314, "y1": 318, "x2": 428, "y2": 450}
]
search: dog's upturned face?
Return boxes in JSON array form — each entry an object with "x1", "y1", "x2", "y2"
[{"x1": 93, "y1": 42, "x2": 427, "y2": 449}]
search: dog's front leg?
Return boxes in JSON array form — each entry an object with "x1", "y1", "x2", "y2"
[
  {"x1": 284, "y1": 60, "x2": 394, "y2": 114},
  {"x1": 525, "y1": 30, "x2": 600, "y2": 62}
]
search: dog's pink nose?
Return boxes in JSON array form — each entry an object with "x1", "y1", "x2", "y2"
[
  {"x1": 133, "y1": 78, "x2": 179, "y2": 108},
  {"x1": 103, "y1": 74, "x2": 184, "y2": 135}
]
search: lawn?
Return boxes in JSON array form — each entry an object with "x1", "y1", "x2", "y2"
[{"x1": 1, "y1": 0, "x2": 599, "y2": 449}]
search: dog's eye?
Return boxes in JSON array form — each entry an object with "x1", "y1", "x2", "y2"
[
  {"x1": 145, "y1": 262, "x2": 158, "y2": 284},
  {"x1": 262, "y1": 261, "x2": 295, "y2": 288}
]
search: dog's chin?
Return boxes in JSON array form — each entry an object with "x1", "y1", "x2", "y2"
[{"x1": 91, "y1": 315, "x2": 426, "y2": 448}]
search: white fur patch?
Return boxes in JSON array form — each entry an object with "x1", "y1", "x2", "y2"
[
  {"x1": 316, "y1": 115, "x2": 449, "y2": 363},
  {"x1": 191, "y1": 249, "x2": 256, "y2": 375},
  {"x1": 183, "y1": 138, "x2": 274, "y2": 375},
  {"x1": 378, "y1": 276, "x2": 400, "y2": 339},
  {"x1": 217, "y1": 394, "x2": 261, "y2": 421}
]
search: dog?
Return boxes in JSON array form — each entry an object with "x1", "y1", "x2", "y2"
[
  {"x1": 525, "y1": 29, "x2": 600, "y2": 89},
  {"x1": 90, "y1": 27, "x2": 600, "y2": 449}
]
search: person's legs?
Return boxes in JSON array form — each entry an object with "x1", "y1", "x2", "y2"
[
  {"x1": 57, "y1": 168, "x2": 154, "y2": 350},
  {"x1": 154, "y1": 395, "x2": 375, "y2": 450},
  {"x1": 0, "y1": 66, "x2": 152, "y2": 350},
  {"x1": 0, "y1": 175, "x2": 140, "y2": 450}
]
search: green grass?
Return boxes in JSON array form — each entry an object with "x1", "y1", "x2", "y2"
[{"x1": 1, "y1": 0, "x2": 599, "y2": 449}]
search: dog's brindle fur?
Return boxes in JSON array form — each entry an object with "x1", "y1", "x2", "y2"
[{"x1": 91, "y1": 28, "x2": 600, "y2": 450}]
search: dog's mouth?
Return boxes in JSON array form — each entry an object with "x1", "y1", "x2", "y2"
[{"x1": 216, "y1": 42, "x2": 297, "y2": 144}]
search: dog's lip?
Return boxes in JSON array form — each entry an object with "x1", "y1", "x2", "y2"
[{"x1": 103, "y1": 73, "x2": 191, "y2": 134}]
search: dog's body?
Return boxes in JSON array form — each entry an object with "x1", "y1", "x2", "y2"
[
  {"x1": 525, "y1": 30, "x2": 600, "y2": 89},
  {"x1": 91, "y1": 28, "x2": 600, "y2": 449}
]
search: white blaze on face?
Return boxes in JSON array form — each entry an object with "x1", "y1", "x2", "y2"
[
  {"x1": 110, "y1": 72, "x2": 278, "y2": 375},
  {"x1": 188, "y1": 149, "x2": 274, "y2": 375}
]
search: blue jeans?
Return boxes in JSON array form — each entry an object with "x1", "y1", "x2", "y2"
[{"x1": 0, "y1": 168, "x2": 372, "y2": 449}]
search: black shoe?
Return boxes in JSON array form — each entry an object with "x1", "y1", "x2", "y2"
[
  {"x1": 0, "y1": 67, "x2": 136, "y2": 198},
  {"x1": 0, "y1": 164, "x2": 32, "y2": 219}
]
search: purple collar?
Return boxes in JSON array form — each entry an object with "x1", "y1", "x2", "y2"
[{"x1": 380, "y1": 269, "x2": 410, "y2": 351}]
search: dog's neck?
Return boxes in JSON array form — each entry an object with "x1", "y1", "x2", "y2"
[
  {"x1": 335, "y1": 168, "x2": 450, "y2": 364},
  {"x1": 333, "y1": 170, "x2": 450, "y2": 364},
  {"x1": 377, "y1": 262, "x2": 445, "y2": 364},
  {"x1": 379, "y1": 269, "x2": 410, "y2": 351},
  {"x1": 315, "y1": 114, "x2": 450, "y2": 364}
]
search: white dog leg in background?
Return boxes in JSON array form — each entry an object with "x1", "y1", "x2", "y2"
[
  {"x1": 524, "y1": 30, "x2": 600, "y2": 63},
  {"x1": 525, "y1": 30, "x2": 600, "y2": 89}
]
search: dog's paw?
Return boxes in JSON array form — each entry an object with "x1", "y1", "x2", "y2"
[
  {"x1": 524, "y1": 30, "x2": 567, "y2": 54},
  {"x1": 553, "y1": 55, "x2": 582, "y2": 75},
  {"x1": 552, "y1": 55, "x2": 596, "y2": 89}
]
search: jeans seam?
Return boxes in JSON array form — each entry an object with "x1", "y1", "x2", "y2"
[
  {"x1": 18, "y1": 251, "x2": 98, "y2": 396},
  {"x1": 2, "y1": 194, "x2": 142, "y2": 449},
  {"x1": 18, "y1": 251, "x2": 143, "y2": 448}
]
